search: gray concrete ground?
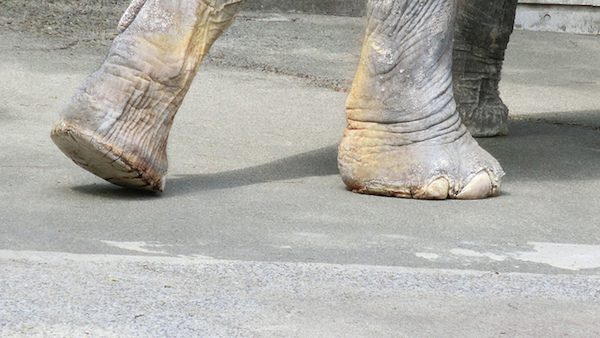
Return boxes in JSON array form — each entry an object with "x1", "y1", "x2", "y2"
[
  {"x1": 1, "y1": 11, "x2": 600, "y2": 336},
  {"x1": 243, "y1": 0, "x2": 366, "y2": 17}
]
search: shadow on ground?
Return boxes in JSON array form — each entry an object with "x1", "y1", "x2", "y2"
[
  {"x1": 480, "y1": 118, "x2": 600, "y2": 183},
  {"x1": 72, "y1": 145, "x2": 340, "y2": 199},
  {"x1": 165, "y1": 145, "x2": 340, "y2": 196},
  {"x1": 71, "y1": 118, "x2": 600, "y2": 199}
]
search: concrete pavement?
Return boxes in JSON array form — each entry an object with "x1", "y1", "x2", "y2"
[{"x1": 1, "y1": 11, "x2": 600, "y2": 336}]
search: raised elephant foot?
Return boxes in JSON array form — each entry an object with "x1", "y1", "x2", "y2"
[
  {"x1": 51, "y1": 122, "x2": 165, "y2": 191},
  {"x1": 50, "y1": 0, "x2": 244, "y2": 191},
  {"x1": 338, "y1": 129, "x2": 503, "y2": 199}
]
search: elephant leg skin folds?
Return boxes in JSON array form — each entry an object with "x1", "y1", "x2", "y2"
[
  {"x1": 452, "y1": 0, "x2": 518, "y2": 137},
  {"x1": 338, "y1": 0, "x2": 504, "y2": 199},
  {"x1": 51, "y1": 0, "x2": 244, "y2": 191}
]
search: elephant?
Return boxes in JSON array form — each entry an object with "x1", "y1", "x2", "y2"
[{"x1": 50, "y1": 0, "x2": 517, "y2": 199}]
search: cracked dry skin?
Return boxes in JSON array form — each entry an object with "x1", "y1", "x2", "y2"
[
  {"x1": 337, "y1": 0, "x2": 504, "y2": 199},
  {"x1": 52, "y1": 0, "x2": 504, "y2": 199},
  {"x1": 51, "y1": 0, "x2": 245, "y2": 191}
]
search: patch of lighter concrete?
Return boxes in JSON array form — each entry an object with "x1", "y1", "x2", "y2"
[
  {"x1": 100, "y1": 241, "x2": 170, "y2": 255},
  {"x1": 184, "y1": 254, "x2": 217, "y2": 260},
  {"x1": 512, "y1": 242, "x2": 600, "y2": 271},
  {"x1": 248, "y1": 15, "x2": 294, "y2": 22},
  {"x1": 450, "y1": 248, "x2": 506, "y2": 262},
  {"x1": 293, "y1": 232, "x2": 328, "y2": 238},
  {"x1": 272, "y1": 245, "x2": 293, "y2": 249},
  {"x1": 415, "y1": 253, "x2": 440, "y2": 261},
  {"x1": 447, "y1": 243, "x2": 600, "y2": 271}
]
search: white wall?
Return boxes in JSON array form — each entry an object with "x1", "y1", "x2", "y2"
[{"x1": 515, "y1": 0, "x2": 600, "y2": 34}]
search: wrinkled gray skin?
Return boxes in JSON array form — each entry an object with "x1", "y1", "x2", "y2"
[
  {"x1": 453, "y1": 0, "x2": 518, "y2": 137},
  {"x1": 51, "y1": 0, "x2": 509, "y2": 199}
]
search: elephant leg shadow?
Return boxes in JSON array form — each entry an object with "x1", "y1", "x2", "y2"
[
  {"x1": 166, "y1": 145, "x2": 339, "y2": 196},
  {"x1": 71, "y1": 145, "x2": 340, "y2": 199}
]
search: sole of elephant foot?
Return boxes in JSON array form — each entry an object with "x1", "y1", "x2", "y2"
[
  {"x1": 51, "y1": 122, "x2": 165, "y2": 192},
  {"x1": 338, "y1": 134, "x2": 504, "y2": 200}
]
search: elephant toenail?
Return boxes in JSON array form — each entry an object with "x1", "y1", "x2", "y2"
[
  {"x1": 415, "y1": 177, "x2": 449, "y2": 200},
  {"x1": 456, "y1": 170, "x2": 493, "y2": 199}
]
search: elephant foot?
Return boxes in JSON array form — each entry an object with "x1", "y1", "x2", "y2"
[
  {"x1": 458, "y1": 98, "x2": 509, "y2": 137},
  {"x1": 453, "y1": 67, "x2": 511, "y2": 138},
  {"x1": 338, "y1": 130, "x2": 504, "y2": 199},
  {"x1": 340, "y1": 0, "x2": 504, "y2": 199},
  {"x1": 452, "y1": 0, "x2": 518, "y2": 137},
  {"x1": 52, "y1": 122, "x2": 165, "y2": 191},
  {"x1": 51, "y1": 0, "x2": 243, "y2": 191}
]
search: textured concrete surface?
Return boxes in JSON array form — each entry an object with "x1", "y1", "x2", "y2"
[
  {"x1": 1, "y1": 11, "x2": 600, "y2": 336},
  {"x1": 243, "y1": 0, "x2": 366, "y2": 17},
  {"x1": 2, "y1": 251, "x2": 599, "y2": 336}
]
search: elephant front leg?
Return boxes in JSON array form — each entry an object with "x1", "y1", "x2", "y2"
[
  {"x1": 452, "y1": 0, "x2": 518, "y2": 137},
  {"x1": 51, "y1": 0, "x2": 244, "y2": 191},
  {"x1": 338, "y1": 0, "x2": 504, "y2": 199}
]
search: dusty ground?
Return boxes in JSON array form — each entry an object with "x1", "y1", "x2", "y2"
[
  {"x1": 0, "y1": 0, "x2": 360, "y2": 92},
  {"x1": 0, "y1": 0, "x2": 126, "y2": 52}
]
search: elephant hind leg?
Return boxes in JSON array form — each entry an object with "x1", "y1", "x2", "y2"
[{"x1": 453, "y1": 0, "x2": 519, "y2": 137}]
